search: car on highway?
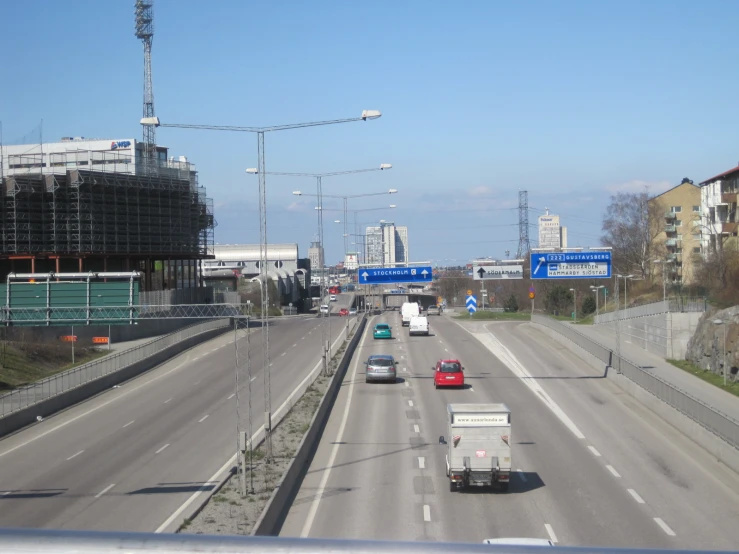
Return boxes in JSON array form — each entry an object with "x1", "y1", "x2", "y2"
[
  {"x1": 364, "y1": 354, "x2": 398, "y2": 383},
  {"x1": 339, "y1": 308, "x2": 349, "y2": 316},
  {"x1": 349, "y1": 307, "x2": 357, "y2": 315},
  {"x1": 320, "y1": 305, "x2": 329, "y2": 314},
  {"x1": 373, "y1": 323, "x2": 393, "y2": 339},
  {"x1": 427, "y1": 304, "x2": 441, "y2": 316},
  {"x1": 329, "y1": 294, "x2": 337, "y2": 302},
  {"x1": 433, "y1": 359, "x2": 464, "y2": 389}
]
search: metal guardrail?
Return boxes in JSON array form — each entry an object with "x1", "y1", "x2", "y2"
[
  {"x1": 532, "y1": 314, "x2": 739, "y2": 450},
  {"x1": 0, "y1": 318, "x2": 230, "y2": 417}
]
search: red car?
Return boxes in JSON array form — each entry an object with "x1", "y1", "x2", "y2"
[
  {"x1": 433, "y1": 359, "x2": 464, "y2": 389},
  {"x1": 338, "y1": 308, "x2": 349, "y2": 316}
]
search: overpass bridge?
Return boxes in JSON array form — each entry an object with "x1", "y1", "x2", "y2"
[{"x1": 354, "y1": 290, "x2": 439, "y2": 310}]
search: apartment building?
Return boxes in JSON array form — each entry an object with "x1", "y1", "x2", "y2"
[
  {"x1": 699, "y1": 165, "x2": 739, "y2": 254},
  {"x1": 365, "y1": 221, "x2": 409, "y2": 266},
  {"x1": 649, "y1": 179, "x2": 701, "y2": 285}
]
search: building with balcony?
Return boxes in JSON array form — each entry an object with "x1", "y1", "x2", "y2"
[
  {"x1": 648, "y1": 178, "x2": 701, "y2": 286},
  {"x1": 699, "y1": 165, "x2": 739, "y2": 255},
  {"x1": 365, "y1": 221, "x2": 409, "y2": 266}
]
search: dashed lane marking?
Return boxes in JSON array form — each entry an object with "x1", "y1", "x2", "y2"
[
  {"x1": 654, "y1": 518, "x2": 676, "y2": 536},
  {"x1": 95, "y1": 484, "x2": 115, "y2": 499},
  {"x1": 414, "y1": 424, "x2": 420, "y2": 433},
  {"x1": 418, "y1": 457, "x2": 425, "y2": 469},
  {"x1": 545, "y1": 524, "x2": 558, "y2": 543},
  {"x1": 423, "y1": 505, "x2": 431, "y2": 522},
  {"x1": 606, "y1": 465, "x2": 621, "y2": 477},
  {"x1": 155, "y1": 444, "x2": 170, "y2": 454},
  {"x1": 198, "y1": 415, "x2": 209, "y2": 423},
  {"x1": 122, "y1": 421, "x2": 134, "y2": 428},
  {"x1": 628, "y1": 489, "x2": 645, "y2": 504},
  {"x1": 588, "y1": 446, "x2": 601, "y2": 457},
  {"x1": 67, "y1": 450, "x2": 84, "y2": 461}
]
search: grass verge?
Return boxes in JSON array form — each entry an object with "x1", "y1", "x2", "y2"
[
  {"x1": 454, "y1": 311, "x2": 531, "y2": 321},
  {"x1": 666, "y1": 359, "x2": 739, "y2": 398}
]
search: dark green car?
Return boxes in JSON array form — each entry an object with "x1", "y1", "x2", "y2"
[{"x1": 373, "y1": 323, "x2": 393, "y2": 339}]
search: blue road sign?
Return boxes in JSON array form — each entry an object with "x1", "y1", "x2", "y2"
[
  {"x1": 358, "y1": 266, "x2": 433, "y2": 285},
  {"x1": 466, "y1": 294, "x2": 477, "y2": 313},
  {"x1": 530, "y1": 251, "x2": 611, "y2": 280}
]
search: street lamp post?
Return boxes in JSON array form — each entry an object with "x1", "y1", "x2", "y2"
[
  {"x1": 713, "y1": 319, "x2": 728, "y2": 386},
  {"x1": 589, "y1": 285, "x2": 604, "y2": 317},
  {"x1": 616, "y1": 274, "x2": 635, "y2": 311},
  {"x1": 144, "y1": 110, "x2": 382, "y2": 466},
  {"x1": 569, "y1": 288, "x2": 577, "y2": 323}
]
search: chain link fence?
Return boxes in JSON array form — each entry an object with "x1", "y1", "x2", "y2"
[
  {"x1": 532, "y1": 314, "x2": 739, "y2": 450},
  {"x1": 0, "y1": 318, "x2": 229, "y2": 417},
  {"x1": 595, "y1": 297, "x2": 706, "y2": 324}
]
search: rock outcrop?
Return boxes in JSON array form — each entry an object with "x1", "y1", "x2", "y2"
[{"x1": 686, "y1": 306, "x2": 739, "y2": 382}]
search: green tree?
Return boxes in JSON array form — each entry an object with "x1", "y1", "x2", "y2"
[
  {"x1": 581, "y1": 295, "x2": 596, "y2": 315},
  {"x1": 503, "y1": 294, "x2": 519, "y2": 312},
  {"x1": 544, "y1": 285, "x2": 573, "y2": 314}
]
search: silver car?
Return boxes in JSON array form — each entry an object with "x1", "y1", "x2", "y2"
[{"x1": 364, "y1": 354, "x2": 398, "y2": 383}]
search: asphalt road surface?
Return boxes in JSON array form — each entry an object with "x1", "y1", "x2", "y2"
[
  {"x1": 281, "y1": 313, "x2": 739, "y2": 549},
  {"x1": 0, "y1": 314, "x2": 351, "y2": 532}
]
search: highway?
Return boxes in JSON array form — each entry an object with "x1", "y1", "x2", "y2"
[
  {"x1": 281, "y1": 312, "x2": 739, "y2": 549},
  {"x1": 0, "y1": 310, "x2": 350, "y2": 532}
]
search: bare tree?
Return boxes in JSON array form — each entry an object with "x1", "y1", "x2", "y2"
[{"x1": 601, "y1": 190, "x2": 663, "y2": 279}]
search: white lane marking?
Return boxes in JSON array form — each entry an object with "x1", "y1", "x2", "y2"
[
  {"x1": 469, "y1": 387, "x2": 474, "y2": 392},
  {"x1": 193, "y1": 356, "x2": 201, "y2": 361},
  {"x1": 300, "y1": 321, "x2": 369, "y2": 538},
  {"x1": 292, "y1": 343, "x2": 297, "y2": 348},
  {"x1": 455, "y1": 326, "x2": 586, "y2": 440},
  {"x1": 628, "y1": 489, "x2": 645, "y2": 504},
  {"x1": 444, "y1": 348, "x2": 448, "y2": 352},
  {"x1": 67, "y1": 450, "x2": 84, "y2": 461},
  {"x1": 1, "y1": 491, "x2": 10, "y2": 496},
  {"x1": 517, "y1": 469, "x2": 527, "y2": 482},
  {"x1": 414, "y1": 424, "x2": 420, "y2": 433},
  {"x1": 403, "y1": 367, "x2": 407, "y2": 372},
  {"x1": 408, "y1": 400, "x2": 414, "y2": 407},
  {"x1": 404, "y1": 381, "x2": 409, "y2": 387},
  {"x1": 606, "y1": 465, "x2": 621, "y2": 477},
  {"x1": 155, "y1": 444, "x2": 170, "y2": 454},
  {"x1": 418, "y1": 457, "x2": 425, "y2": 469},
  {"x1": 122, "y1": 420, "x2": 135, "y2": 428},
  {"x1": 228, "y1": 393, "x2": 235, "y2": 400},
  {"x1": 198, "y1": 415, "x2": 209, "y2": 423},
  {"x1": 281, "y1": 352, "x2": 286, "y2": 357},
  {"x1": 423, "y1": 504, "x2": 431, "y2": 522},
  {"x1": 401, "y1": 355, "x2": 405, "y2": 359},
  {"x1": 250, "y1": 376, "x2": 257, "y2": 382},
  {"x1": 588, "y1": 446, "x2": 601, "y2": 457},
  {"x1": 302, "y1": 337, "x2": 305, "y2": 340},
  {"x1": 158, "y1": 319, "x2": 348, "y2": 535},
  {"x1": 0, "y1": 356, "x2": 194, "y2": 460},
  {"x1": 545, "y1": 523, "x2": 558, "y2": 543},
  {"x1": 164, "y1": 398, "x2": 172, "y2": 404},
  {"x1": 654, "y1": 518, "x2": 676, "y2": 536},
  {"x1": 193, "y1": 380, "x2": 201, "y2": 386},
  {"x1": 438, "y1": 340, "x2": 443, "y2": 344},
  {"x1": 95, "y1": 484, "x2": 115, "y2": 499}
]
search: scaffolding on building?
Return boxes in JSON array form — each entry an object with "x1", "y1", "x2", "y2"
[{"x1": 1, "y1": 149, "x2": 214, "y2": 258}]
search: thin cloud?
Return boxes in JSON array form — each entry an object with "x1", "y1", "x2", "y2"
[
  {"x1": 604, "y1": 179, "x2": 672, "y2": 194},
  {"x1": 468, "y1": 185, "x2": 493, "y2": 197}
]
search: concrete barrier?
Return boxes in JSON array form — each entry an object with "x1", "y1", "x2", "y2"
[
  {"x1": 0, "y1": 324, "x2": 231, "y2": 438},
  {"x1": 251, "y1": 316, "x2": 368, "y2": 536}
]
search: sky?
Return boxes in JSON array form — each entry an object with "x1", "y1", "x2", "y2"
[{"x1": 3, "y1": 0, "x2": 739, "y2": 265}]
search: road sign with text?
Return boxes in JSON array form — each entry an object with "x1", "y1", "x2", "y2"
[
  {"x1": 473, "y1": 265, "x2": 523, "y2": 280},
  {"x1": 358, "y1": 266, "x2": 433, "y2": 285},
  {"x1": 529, "y1": 251, "x2": 612, "y2": 280}
]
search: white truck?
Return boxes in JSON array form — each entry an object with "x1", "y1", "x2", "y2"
[
  {"x1": 445, "y1": 403, "x2": 511, "y2": 492},
  {"x1": 400, "y1": 302, "x2": 419, "y2": 326},
  {"x1": 409, "y1": 315, "x2": 429, "y2": 336}
]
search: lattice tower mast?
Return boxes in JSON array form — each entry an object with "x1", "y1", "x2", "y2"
[
  {"x1": 135, "y1": 1, "x2": 156, "y2": 164},
  {"x1": 516, "y1": 189, "x2": 530, "y2": 258}
]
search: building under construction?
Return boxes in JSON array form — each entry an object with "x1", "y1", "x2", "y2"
[{"x1": 0, "y1": 137, "x2": 215, "y2": 291}]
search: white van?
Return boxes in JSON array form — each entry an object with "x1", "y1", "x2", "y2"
[
  {"x1": 401, "y1": 302, "x2": 419, "y2": 326},
  {"x1": 409, "y1": 316, "x2": 429, "y2": 336}
]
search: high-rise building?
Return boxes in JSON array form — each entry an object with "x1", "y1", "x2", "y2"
[
  {"x1": 364, "y1": 222, "x2": 409, "y2": 266},
  {"x1": 308, "y1": 240, "x2": 324, "y2": 270},
  {"x1": 538, "y1": 211, "x2": 561, "y2": 249}
]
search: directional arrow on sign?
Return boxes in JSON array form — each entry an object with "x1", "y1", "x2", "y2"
[
  {"x1": 533, "y1": 256, "x2": 546, "y2": 275},
  {"x1": 421, "y1": 269, "x2": 429, "y2": 276},
  {"x1": 361, "y1": 271, "x2": 369, "y2": 279},
  {"x1": 477, "y1": 267, "x2": 486, "y2": 279}
]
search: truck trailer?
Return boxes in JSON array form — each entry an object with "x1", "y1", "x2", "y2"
[{"x1": 445, "y1": 403, "x2": 511, "y2": 492}]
